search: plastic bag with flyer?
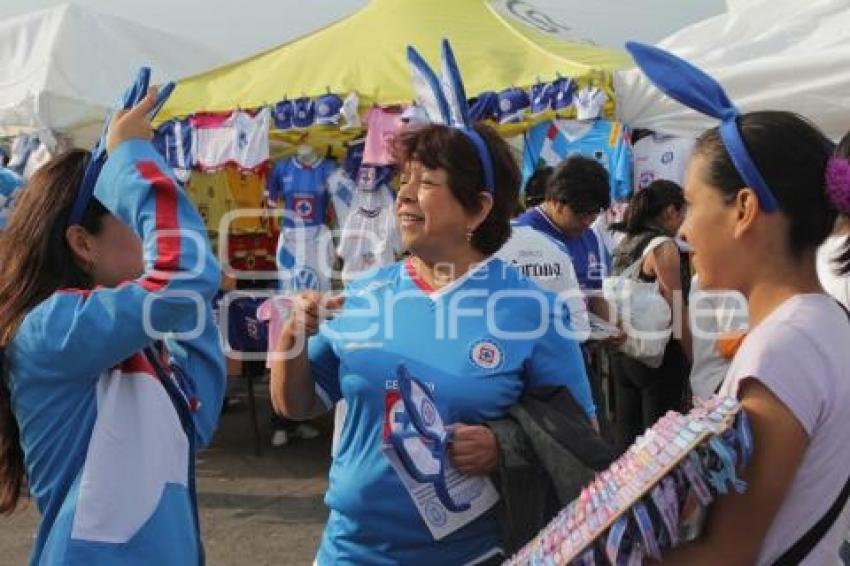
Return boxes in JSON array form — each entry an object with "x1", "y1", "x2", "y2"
[{"x1": 603, "y1": 237, "x2": 673, "y2": 368}]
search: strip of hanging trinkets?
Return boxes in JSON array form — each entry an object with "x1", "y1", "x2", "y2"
[{"x1": 506, "y1": 395, "x2": 753, "y2": 565}]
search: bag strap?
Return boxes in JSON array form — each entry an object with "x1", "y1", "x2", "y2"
[
  {"x1": 771, "y1": 300, "x2": 850, "y2": 565},
  {"x1": 619, "y1": 235, "x2": 673, "y2": 280}
]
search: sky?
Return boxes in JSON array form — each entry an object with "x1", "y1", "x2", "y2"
[{"x1": 0, "y1": 0, "x2": 726, "y2": 67}]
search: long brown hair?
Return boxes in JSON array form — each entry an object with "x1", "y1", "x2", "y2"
[
  {"x1": 0, "y1": 149, "x2": 109, "y2": 513},
  {"x1": 611, "y1": 179, "x2": 685, "y2": 236}
]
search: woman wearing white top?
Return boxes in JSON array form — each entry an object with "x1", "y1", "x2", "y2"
[{"x1": 668, "y1": 116, "x2": 850, "y2": 565}]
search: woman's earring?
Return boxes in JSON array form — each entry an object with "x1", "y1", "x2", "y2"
[{"x1": 465, "y1": 228, "x2": 474, "y2": 242}]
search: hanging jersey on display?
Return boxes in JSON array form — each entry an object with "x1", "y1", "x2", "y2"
[
  {"x1": 338, "y1": 183, "x2": 401, "y2": 283},
  {"x1": 632, "y1": 133, "x2": 696, "y2": 190},
  {"x1": 153, "y1": 119, "x2": 195, "y2": 171},
  {"x1": 225, "y1": 166, "x2": 268, "y2": 234},
  {"x1": 574, "y1": 87, "x2": 608, "y2": 120},
  {"x1": 226, "y1": 296, "x2": 269, "y2": 354},
  {"x1": 327, "y1": 168, "x2": 357, "y2": 227},
  {"x1": 185, "y1": 170, "x2": 235, "y2": 234},
  {"x1": 363, "y1": 108, "x2": 401, "y2": 166},
  {"x1": 343, "y1": 141, "x2": 365, "y2": 180},
  {"x1": 227, "y1": 233, "x2": 277, "y2": 272},
  {"x1": 277, "y1": 224, "x2": 336, "y2": 292},
  {"x1": 523, "y1": 119, "x2": 633, "y2": 202},
  {"x1": 192, "y1": 108, "x2": 270, "y2": 171},
  {"x1": 267, "y1": 157, "x2": 336, "y2": 228}
]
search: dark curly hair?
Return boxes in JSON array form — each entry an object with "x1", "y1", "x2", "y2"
[{"x1": 394, "y1": 123, "x2": 520, "y2": 254}]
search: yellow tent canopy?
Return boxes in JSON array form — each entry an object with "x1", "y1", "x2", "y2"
[{"x1": 158, "y1": 0, "x2": 629, "y2": 126}]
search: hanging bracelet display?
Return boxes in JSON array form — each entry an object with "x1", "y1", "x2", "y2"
[{"x1": 507, "y1": 395, "x2": 753, "y2": 565}]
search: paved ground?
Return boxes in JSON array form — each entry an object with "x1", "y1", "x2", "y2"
[{"x1": 1, "y1": 378, "x2": 332, "y2": 565}]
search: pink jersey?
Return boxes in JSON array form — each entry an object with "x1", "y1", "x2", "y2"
[{"x1": 362, "y1": 108, "x2": 402, "y2": 166}]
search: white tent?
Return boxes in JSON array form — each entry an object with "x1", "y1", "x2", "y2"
[
  {"x1": 615, "y1": 0, "x2": 850, "y2": 141},
  {"x1": 0, "y1": 3, "x2": 223, "y2": 147}
]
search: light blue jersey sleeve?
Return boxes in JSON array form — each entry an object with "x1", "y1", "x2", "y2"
[
  {"x1": 165, "y1": 306, "x2": 226, "y2": 447},
  {"x1": 524, "y1": 301, "x2": 596, "y2": 418},
  {"x1": 15, "y1": 139, "x2": 222, "y2": 386}
]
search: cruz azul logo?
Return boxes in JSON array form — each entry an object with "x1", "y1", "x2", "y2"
[{"x1": 469, "y1": 340, "x2": 504, "y2": 371}]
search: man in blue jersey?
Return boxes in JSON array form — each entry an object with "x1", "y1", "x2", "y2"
[
  {"x1": 514, "y1": 155, "x2": 619, "y2": 439},
  {"x1": 514, "y1": 155, "x2": 612, "y2": 310}
]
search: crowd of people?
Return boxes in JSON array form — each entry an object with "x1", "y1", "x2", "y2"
[{"x1": 1, "y1": 48, "x2": 850, "y2": 566}]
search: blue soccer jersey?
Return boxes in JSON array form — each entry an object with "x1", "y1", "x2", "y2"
[
  {"x1": 152, "y1": 118, "x2": 194, "y2": 171},
  {"x1": 514, "y1": 206, "x2": 610, "y2": 291},
  {"x1": 307, "y1": 258, "x2": 594, "y2": 565},
  {"x1": 267, "y1": 157, "x2": 336, "y2": 228},
  {"x1": 522, "y1": 119, "x2": 633, "y2": 202}
]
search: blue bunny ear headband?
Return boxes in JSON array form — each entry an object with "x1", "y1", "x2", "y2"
[
  {"x1": 625, "y1": 41, "x2": 779, "y2": 213},
  {"x1": 407, "y1": 39, "x2": 496, "y2": 195},
  {"x1": 67, "y1": 67, "x2": 176, "y2": 227}
]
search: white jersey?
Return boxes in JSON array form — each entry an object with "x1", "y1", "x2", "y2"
[
  {"x1": 326, "y1": 168, "x2": 357, "y2": 228},
  {"x1": 193, "y1": 108, "x2": 270, "y2": 171},
  {"x1": 632, "y1": 133, "x2": 696, "y2": 190},
  {"x1": 277, "y1": 224, "x2": 336, "y2": 293},
  {"x1": 496, "y1": 226, "x2": 589, "y2": 337},
  {"x1": 337, "y1": 185, "x2": 401, "y2": 283},
  {"x1": 574, "y1": 86, "x2": 607, "y2": 120}
]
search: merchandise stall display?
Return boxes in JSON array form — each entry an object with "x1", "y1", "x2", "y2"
[{"x1": 142, "y1": 0, "x2": 630, "y2": 359}]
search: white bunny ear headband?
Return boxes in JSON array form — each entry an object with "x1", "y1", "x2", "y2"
[{"x1": 407, "y1": 39, "x2": 496, "y2": 194}]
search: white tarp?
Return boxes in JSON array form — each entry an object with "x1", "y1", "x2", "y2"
[
  {"x1": 615, "y1": 0, "x2": 850, "y2": 141},
  {"x1": 0, "y1": 3, "x2": 222, "y2": 146}
]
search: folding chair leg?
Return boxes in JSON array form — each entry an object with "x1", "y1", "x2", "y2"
[{"x1": 246, "y1": 373, "x2": 262, "y2": 457}]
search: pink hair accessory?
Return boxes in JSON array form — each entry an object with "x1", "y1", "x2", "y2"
[{"x1": 825, "y1": 157, "x2": 850, "y2": 213}]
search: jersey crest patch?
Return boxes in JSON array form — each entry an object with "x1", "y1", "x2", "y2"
[{"x1": 469, "y1": 340, "x2": 504, "y2": 371}]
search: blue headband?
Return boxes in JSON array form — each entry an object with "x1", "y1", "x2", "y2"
[
  {"x1": 407, "y1": 39, "x2": 496, "y2": 195},
  {"x1": 458, "y1": 129, "x2": 496, "y2": 194},
  {"x1": 67, "y1": 68, "x2": 175, "y2": 227},
  {"x1": 626, "y1": 42, "x2": 779, "y2": 213}
]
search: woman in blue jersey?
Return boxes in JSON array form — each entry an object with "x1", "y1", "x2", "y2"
[
  {"x1": 0, "y1": 89, "x2": 224, "y2": 565},
  {"x1": 271, "y1": 123, "x2": 595, "y2": 565}
]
